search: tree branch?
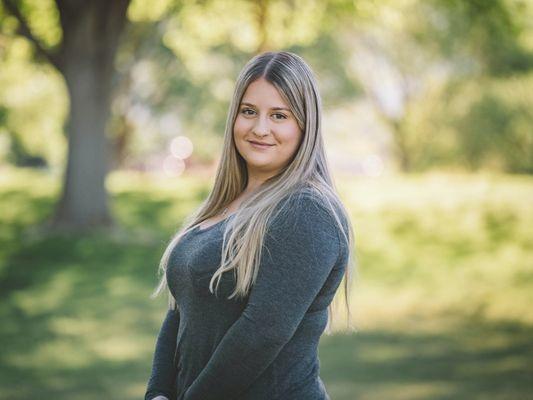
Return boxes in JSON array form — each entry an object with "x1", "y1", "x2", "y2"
[{"x1": 1, "y1": 0, "x2": 62, "y2": 70}]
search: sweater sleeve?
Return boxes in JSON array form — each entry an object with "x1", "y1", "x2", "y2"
[
  {"x1": 145, "y1": 307, "x2": 180, "y2": 400},
  {"x1": 182, "y1": 194, "x2": 341, "y2": 400}
]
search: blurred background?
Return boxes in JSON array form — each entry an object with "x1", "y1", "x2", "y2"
[{"x1": 0, "y1": 0, "x2": 532, "y2": 399}]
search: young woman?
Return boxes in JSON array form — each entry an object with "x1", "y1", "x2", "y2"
[{"x1": 144, "y1": 51, "x2": 356, "y2": 400}]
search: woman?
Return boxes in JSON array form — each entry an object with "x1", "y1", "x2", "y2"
[{"x1": 144, "y1": 51, "x2": 356, "y2": 400}]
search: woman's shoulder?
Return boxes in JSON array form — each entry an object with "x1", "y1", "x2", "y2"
[
  {"x1": 265, "y1": 188, "x2": 348, "y2": 257},
  {"x1": 284, "y1": 187, "x2": 345, "y2": 218},
  {"x1": 273, "y1": 187, "x2": 347, "y2": 235},
  {"x1": 274, "y1": 187, "x2": 323, "y2": 216}
]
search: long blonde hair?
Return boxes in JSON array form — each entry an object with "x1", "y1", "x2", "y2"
[{"x1": 151, "y1": 51, "x2": 358, "y2": 333}]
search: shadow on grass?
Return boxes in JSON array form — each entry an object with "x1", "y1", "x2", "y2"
[
  {"x1": 0, "y1": 229, "x2": 170, "y2": 399},
  {"x1": 320, "y1": 318, "x2": 533, "y2": 400}
]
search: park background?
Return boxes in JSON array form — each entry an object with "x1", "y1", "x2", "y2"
[{"x1": 0, "y1": 0, "x2": 532, "y2": 399}]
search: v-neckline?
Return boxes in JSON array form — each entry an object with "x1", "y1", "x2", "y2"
[{"x1": 195, "y1": 213, "x2": 236, "y2": 233}]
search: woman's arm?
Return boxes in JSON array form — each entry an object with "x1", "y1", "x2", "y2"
[
  {"x1": 182, "y1": 195, "x2": 342, "y2": 400},
  {"x1": 144, "y1": 307, "x2": 180, "y2": 400}
]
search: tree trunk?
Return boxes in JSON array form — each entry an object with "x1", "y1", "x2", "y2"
[
  {"x1": 49, "y1": 0, "x2": 130, "y2": 232},
  {"x1": 53, "y1": 61, "x2": 114, "y2": 229},
  {"x1": 391, "y1": 119, "x2": 411, "y2": 172}
]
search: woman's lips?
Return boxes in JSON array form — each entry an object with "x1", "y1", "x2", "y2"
[{"x1": 248, "y1": 140, "x2": 275, "y2": 149}]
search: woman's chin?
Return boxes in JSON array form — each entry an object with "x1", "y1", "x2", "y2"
[{"x1": 242, "y1": 154, "x2": 274, "y2": 166}]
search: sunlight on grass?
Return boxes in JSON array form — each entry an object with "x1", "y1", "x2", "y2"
[
  {"x1": 7, "y1": 338, "x2": 95, "y2": 369},
  {"x1": 333, "y1": 172, "x2": 533, "y2": 331},
  {"x1": 12, "y1": 268, "x2": 77, "y2": 316},
  {"x1": 91, "y1": 336, "x2": 144, "y2": 361},
  {"x1": 49, "y1": 316, "x2": 101, "y2": 336},
  {"x1": 360, "y1": 383, "x2": 455, "y2": 400}
]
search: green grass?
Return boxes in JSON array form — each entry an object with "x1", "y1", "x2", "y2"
[{"x1": 0, "y1": 167, "x2": 532, "y2": 399}]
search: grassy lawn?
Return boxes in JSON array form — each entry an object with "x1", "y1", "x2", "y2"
[{"x1": 0, "y1": 167, "x2": 531, "y2": 399}]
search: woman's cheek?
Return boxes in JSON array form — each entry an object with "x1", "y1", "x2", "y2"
[{"x1": 234, "y1": 117, "x2": 248, "y2": 134}]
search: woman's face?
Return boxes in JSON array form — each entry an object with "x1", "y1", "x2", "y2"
[{"x1": 233, "y1": 77, "x2": 303, "y2": 179}]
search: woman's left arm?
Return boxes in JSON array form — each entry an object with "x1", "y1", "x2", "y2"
[
  {"x1": 182, "y1": 195, "x2": 342, "y2": 400},
  {"x1": 145, "y1": 307, "x2": 180, "y2": 400}
]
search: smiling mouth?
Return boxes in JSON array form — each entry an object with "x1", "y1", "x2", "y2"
[{"x1": 248, "y1": 140, "x2": 275, "y2": 147}]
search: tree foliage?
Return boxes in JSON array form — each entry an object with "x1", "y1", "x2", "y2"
[{"x1": 0, "y1": 0, "x2": 531, "y2": 175}]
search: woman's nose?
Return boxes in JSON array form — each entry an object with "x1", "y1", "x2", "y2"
[{"x1": 253, "y1": 115, "x2": 270, "y2": 135}]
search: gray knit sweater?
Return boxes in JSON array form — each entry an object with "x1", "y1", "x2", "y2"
[{"x1": 144, "y1": 189, "x2": 349, "y2": 400}]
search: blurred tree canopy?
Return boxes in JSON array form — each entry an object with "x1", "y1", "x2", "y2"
[
  {"x1": 342, "y1": 0, "x2": 532, "y2": 173},
  {"x1": 0, "y1": 0, "x2": 531, "y2": 228}
]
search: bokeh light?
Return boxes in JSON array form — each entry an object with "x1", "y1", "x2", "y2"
[
  {"x1": 169, "y1": 135, "x2": 193, "y2": 160},
  {"x1": 162, "y1": 155, "x2": 185, "y2": 177}
]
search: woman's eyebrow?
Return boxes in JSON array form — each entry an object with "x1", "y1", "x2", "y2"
[{"x1": 240, "y1": 102, "x2": 291, "y2": 112}]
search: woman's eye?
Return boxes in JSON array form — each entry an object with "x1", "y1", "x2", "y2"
[
  {"x1": 240, "y1": 108, "x2": 287, "y2": 120},
  {"x1": 240, "y1": 108, "x2": 255, "y2": 115}
]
